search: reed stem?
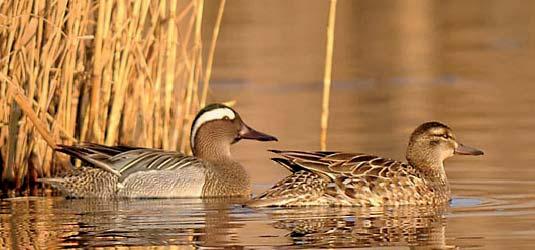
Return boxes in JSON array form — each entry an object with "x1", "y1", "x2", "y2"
[
  {"x1": 320, "y1": 0, "x2": 337, "y2": 151},
  {"x1": 200, "y1": 0, "x2": 226, "y2": 107}
]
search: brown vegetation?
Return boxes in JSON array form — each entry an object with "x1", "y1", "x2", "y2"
[{"x1": 0, "y1": 0, "x2": 225, "y2": 191}]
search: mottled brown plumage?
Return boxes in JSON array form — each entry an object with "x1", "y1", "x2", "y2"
[{"x1": 249, "y1": 121, "x2": 484, "y2": 207}]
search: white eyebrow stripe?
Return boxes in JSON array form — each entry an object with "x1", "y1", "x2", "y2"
[{"x1": 190, "y1": 108, "x2": 236, "y2": 149}]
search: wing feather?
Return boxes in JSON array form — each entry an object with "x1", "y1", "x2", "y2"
[
  {"x1": 56, "y1": 143, "x2": 201, "y2": 182},
  {"x1": 270, "y1": 150, "x2": 402, "y2": 180}
]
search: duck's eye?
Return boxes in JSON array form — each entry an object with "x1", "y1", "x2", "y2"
[
  {"x1": 442, "y1": 134, "x2": 449, "y2": 139},
  {"x1": 222, "y1": 116, "x2": 230, "y2": 120}
]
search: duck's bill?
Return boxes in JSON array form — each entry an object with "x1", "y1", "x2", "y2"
[
  {"x1": 236, "y1": 124, "x2": 278, "y2": 142},
  {"x1": 455, "y1": 143, "x2": 484, "y2": 156}
]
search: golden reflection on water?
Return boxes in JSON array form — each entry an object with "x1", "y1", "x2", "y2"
[
  {"x1": 3, "y1": 0, "x2": 535, "y2": 248},
  {"x1": 206, "y1": 0, "x2": 535, "y2": 249},
  {"x1": 1, "y1": 197, "x2": 454, "y2": 249}
]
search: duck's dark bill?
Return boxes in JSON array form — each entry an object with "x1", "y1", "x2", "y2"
[
  {"x1": 455, "y1": 143, "x2": 484, "y2": 156},
  {"x1": 237, "y1": 125, "x2": 278, "y2": 142}
]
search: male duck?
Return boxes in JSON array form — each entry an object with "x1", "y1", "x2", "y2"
[
  {"x1": 40, "y1": 103, "x2": 277, "y2": 198},
  {"x1": 249, "y1": 121, "x2": 483, "y2": 207}
]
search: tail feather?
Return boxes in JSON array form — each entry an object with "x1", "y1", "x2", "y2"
[
  {"x1": 271, "y1": 158, "x2": 305, "y2": 173},
  {"x1": 56, "y1": 145, "x2": 121, "y2": 176},
  {"x1": 269, "y1": 149, "x2": 339, "y2": 162},
  {"x1": 269, "y1": 149, "x2": 323, "y2": 161},
  {"x1": 37, "y1": 177, "x2": 70, "y2": 195},
  {"x1": 37, "y1": 177, "x2": 65, "y2": 185}
]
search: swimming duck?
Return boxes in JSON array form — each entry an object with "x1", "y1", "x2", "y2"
[
  {"x1": 249, "y1": 121, "x2": 483, "y2": 207},
  {"x1": 40, "y1": 103, "x2": 277, "y2": 198}
]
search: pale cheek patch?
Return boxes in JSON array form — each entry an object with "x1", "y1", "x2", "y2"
[{"x1": 191, "y1": 108, "x2": 236, "y2": 148}]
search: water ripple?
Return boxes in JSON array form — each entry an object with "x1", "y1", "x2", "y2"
[{"x1": 0, "y1": 178, "x2": 534, "y2": 248}]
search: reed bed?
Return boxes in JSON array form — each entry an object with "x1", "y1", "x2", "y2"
[{"x1": 0, "y1": 0, "x2": 225, "y2": 192}]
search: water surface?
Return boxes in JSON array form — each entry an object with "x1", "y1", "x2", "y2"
[{"x1": 3, "y1": 0, "x2": 535, "y2": 248}]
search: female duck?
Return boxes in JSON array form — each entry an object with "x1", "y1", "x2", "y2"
[
  {"x1": 41, "y1": 103, "x2": 277, "y2": 198},
  {"x1": 249, "y1": 121, "x2": 483, "y2": 207}
]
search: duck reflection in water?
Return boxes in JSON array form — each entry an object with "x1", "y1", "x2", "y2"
[
  {"x1": 3, "y1": 196, "x2": 455, "y2": 248},
  {"x1": 0, "y1": 197, "x2": 251, "y2": 248},
  {"x1": 262, "y1": 204, "x2": 453, "y2": 249}
]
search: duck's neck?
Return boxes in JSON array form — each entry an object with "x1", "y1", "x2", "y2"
[
  {"x1": 408, "y1": 156, "x2": 451, "y2": 200},
  {"x1": 193, "y1": 133, "x2": 252, "y2": 197},
  {"x1": 191, "y1": 125, "x2": 251, "y2": 197},
  {"x1": 191, "y1": 122, "x2": 234, "y2": 163},
  {"x1": 406, "y1": 145, "x2": 449, "y2": 187},
  {"x1": 193, "y1": 140, "x2": 232, "y2": 163},
  {"x1": 414, "y1": 160, "x2": 448, "y2": 184}
]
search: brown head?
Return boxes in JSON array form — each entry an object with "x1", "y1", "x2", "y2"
[
  {"x1": 406, "y1": 121, "x2": 483, "y2": 176},
  {"x1": 190, "y1": 103, "x2": 278, "y2": 162}
]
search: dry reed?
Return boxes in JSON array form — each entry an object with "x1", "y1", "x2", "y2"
[
  {"x1": 320, "y1": 0, "x2": 337, "y2": 151},
  {"x1": 0, "y1": 0, "x2": 225, "y2": 191},
  {"x1": 201, "y1": 0, "x2": 225, "y2": 107}
]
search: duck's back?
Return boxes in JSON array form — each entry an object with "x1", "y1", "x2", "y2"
[
  {"x1": 251, "y1": 150, "x2": 450, "y2": 206},
  {"x1": 41, "y1": 144, "x2": 209, "y2": 198}
]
